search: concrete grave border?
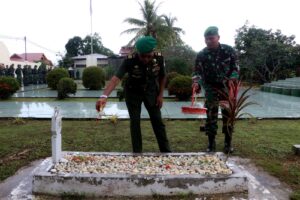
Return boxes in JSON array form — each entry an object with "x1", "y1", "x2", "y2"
[{"x1": 32, "y1": 152, "x2": 248, "y2": 197}]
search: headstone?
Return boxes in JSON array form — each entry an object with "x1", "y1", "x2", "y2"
[
  {"x1": 51, "y1": 107, "x2": 62, "y2": 163},
  {"x1": 293, "y1": 145, "x2": 300, "y2": 155}
]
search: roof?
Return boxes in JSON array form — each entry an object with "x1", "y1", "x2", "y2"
[
  {"x1": 10, "y1": 53, "x2": 53, "y2": 66},
  {"x1": 119, "y1": 46, "x2": 134, "y2": 55}
]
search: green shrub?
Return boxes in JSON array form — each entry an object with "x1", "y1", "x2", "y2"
[
  {"x1": 165, "y1": 72, "x2": 180, "y2": 88},
  {"x1": 165, "y1": 58, "x2": 192, "y2": 75},
  {"x1": 168, "y1": 75, "x2": 192, "y2": 101},
  {"x1": 82, "y1": 66, "x2": 105, "y2": 90},
  {"x1": 46, "y1": 68, "x2": 69, "y2": 90},
  {"x1": 0, "y1": 77, "x2": 20, "y2": 99},
  {"x1": 57, "y1": 77, "x2": 77, "y2": 99},
  {"x1": 104, "y1": 65, "x2": 116, "y2": 81}
]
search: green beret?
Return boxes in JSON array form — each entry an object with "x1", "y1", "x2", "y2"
[
  {"x1": 204, "y1": 26, "x2": 219, "y2": 37},
  {"x1": 135, "y1": 36, "x2": 157, "y2": 53}
]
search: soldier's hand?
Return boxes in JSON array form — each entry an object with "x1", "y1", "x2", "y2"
[
  {"x1": 156, "y1": 95, "x2": 163, "y2": 109},
  {"x1": 192, "y1": 83, "x2": 201, "y2": 94},
  {"x1": 96, "y1": 97, "x2": 107, "y2": 112},
  {"x1": 227, "y1": 79, "x2": 238, "y2": 88}
]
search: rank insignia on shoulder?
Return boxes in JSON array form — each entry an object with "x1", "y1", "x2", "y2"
[
  {"x1": 155, "y1": 52, "x2": 162, "y2": 56},
  {"x1": 127, "y1": 54, "x2": 134, "y2": 59}
]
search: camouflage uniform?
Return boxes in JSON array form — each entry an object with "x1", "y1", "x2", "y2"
[
  {"x1": 115, "y1": 52, "x2": 171, "y2": 153},
  {"x1": 193, "y1": 43, "x2": 239, "y2": 151}
]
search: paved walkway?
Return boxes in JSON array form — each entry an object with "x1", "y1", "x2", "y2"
[
  {"x1": 1, "y1": 89, "x2": 300, "y2": 119},
  {"x1": 13, "y1": 89, "x2": 177, "y2": 98}
]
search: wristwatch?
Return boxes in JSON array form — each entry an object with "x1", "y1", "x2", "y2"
[{"x1": 100, "y1": 95, "x2": 108, "y2": 98}]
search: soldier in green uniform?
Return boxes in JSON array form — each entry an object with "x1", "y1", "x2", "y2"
[
  {"x1": 96, "y1": 36, "x2": 171, "y2": 153},
  {"x1": 192, "y1": 26, "x2": 239, "y2": 153}
]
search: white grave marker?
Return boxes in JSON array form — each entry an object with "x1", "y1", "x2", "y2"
[{"x1": 51, "y1": 107, "x2": 62, "y2": 163}]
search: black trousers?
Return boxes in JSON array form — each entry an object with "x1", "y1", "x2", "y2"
[{"x1": 125, "y1": 89, "x2": 171, "y2": 153}]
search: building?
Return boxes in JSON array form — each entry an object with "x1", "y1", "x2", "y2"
[{"x1": 72, "y1": 53, "x2": 109, "y2": 79}]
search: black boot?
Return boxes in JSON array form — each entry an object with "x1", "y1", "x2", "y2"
[
  {"x1": 206, "y1": 134, "x2": 216, "y2": 152},
  {"x1": 223, "y1": 131, "x2": 234, "y2": 154}
]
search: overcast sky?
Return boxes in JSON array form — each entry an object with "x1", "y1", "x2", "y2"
[{"x1": 1, "y1": 0, "x2": 299, "y2": 64}]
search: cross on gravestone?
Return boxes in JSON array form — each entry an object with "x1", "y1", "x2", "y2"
[
  {"x1": 51, "y1": 107, "x2": 62, "y2": 163},
  {"x1": 293, "y1": 144, "x2": 300, "y2": 156}
]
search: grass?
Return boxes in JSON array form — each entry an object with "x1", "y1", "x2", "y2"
[{"x1": 0, "y1": 119, "x2": 299, "y2": 199}]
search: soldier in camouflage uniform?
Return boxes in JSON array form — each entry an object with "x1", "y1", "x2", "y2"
[
  {"x1": 192, "y1": 26, "x2": 239, "y2": 153},
  {"x1": 96, "y1": 36, "x2": 171, "y2": 153}
]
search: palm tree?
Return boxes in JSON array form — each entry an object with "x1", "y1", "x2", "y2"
[
  {"x1": 122, "y1": 0, "x2": 164, "y2": 46},
  {"x1": 122, "y1": 0, "x2": 185, "y2": 49},
  {"x1": 162, "y1": 14, "x2": 185, "y2": 46}
]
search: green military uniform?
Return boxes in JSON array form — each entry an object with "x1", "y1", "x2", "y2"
[
  {"x1": 193, "y1": 26, "x2": 239, "y2": 152},
  {"x1": 115, "y1": 37, "x2": 171, "y2": 153}
]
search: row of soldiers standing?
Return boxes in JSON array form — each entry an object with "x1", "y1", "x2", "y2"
[{"x1": 0, "y1": 64, "x2": 49, "y2": 86}]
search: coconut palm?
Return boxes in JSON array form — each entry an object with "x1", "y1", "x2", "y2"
[
  {"x1": 161, "y1": 14, "x2": 185, "y2": 46},
  {"x1": 122, "y1": 0, "x2": 184, "y2": 49},
  {"x1": 122, "y1": 0, "x2": 163, "y2": 46}
]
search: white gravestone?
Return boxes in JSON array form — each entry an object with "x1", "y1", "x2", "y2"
[{"x1": 51, "y1": 107, "x2": 62, "y2": 163}]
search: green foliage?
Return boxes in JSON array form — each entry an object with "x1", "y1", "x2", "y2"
[
  {"x1": 122, "y1": 0, "x2": 184, "y2": 49},
  {"x1": 82, "y1": 33, "x2": 115, "y2": 56},
  {"x1": 46, "y1": 68, "x2": 69, "y2": 90},
  {"x1": 0, "y1": 77, "x2": 20, "y2": 99},
  {"x1": 235, "y1": 23, "x2": 299, "y2": 83},
  {"x1": 165, "y1": 72, "x2": 180, "y2": 88},
  {"x1": 291, "y1": 191, "x2": 300, "y2": 200},
  {"x1": 65, "y1": 33, "x2": 114, "y2": 57},
  {"x1": 163, "y1": 45, "x2": 196, "y2": 74},
  {"x1": 57, "y1": 77, "x2": 77, "y2": 99},
  {"x1": 168, "y1": 75, "x2": 192, "y2": 100},
  {"x1": 58, "y1": 56, "x2": 74, "y2": 69},
  {"x1": 165, "y1": 58, "x2": 192, "y2": 75},
  {"x1": 82, "y1": 66, "x2": 105, "y2": 90}
]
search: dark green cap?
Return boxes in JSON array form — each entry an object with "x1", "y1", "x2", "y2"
[
  {"x1": 204, "y1": 26, "x2": 219, "y2": 37},
  {"x1": 135, "y1": 36, "x2": 157, "y2": 53}
]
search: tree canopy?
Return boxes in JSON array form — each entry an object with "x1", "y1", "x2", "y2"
[{"x1": 235, "y1": 23, "x2": 299, "y2": 83}]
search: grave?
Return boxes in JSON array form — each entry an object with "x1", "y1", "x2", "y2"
[{"x1": 32, "y1": 108, "x2": 248, "y2": 197}]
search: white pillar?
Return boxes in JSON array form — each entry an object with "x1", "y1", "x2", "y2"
[{"x1": 51, "y1": 107, "x2": 62, "y2": 163}]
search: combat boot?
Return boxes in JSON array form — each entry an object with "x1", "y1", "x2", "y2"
[
  {"x1": 206, "y1": 134, "x2": 216, "y2": 152},
  {"x1": 223, "y1": 126, "x2": 234, "y2": 154}
]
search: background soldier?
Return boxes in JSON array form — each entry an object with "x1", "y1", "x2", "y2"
[
  {"x1": 8, "y1": 64, "x2": 15, "y2": 77},
  {"x1": 32, "y1": 65, "x2": 38, "y2": 85},
  {"x1": 96, "y1": 36, "x2": 171, "y2": 153},
  {"x1": 0, "y1": 64, "x2": 5, "y2": 77},
  {"x1": 15, "y1": 65, "x2": 23, "y2": 86},
  {"x1": 22, "y1": 65, "x2": 29, "y2": 86},
  {"x1": 193, "y1": 26, "x2": 239, "y2": 153}
]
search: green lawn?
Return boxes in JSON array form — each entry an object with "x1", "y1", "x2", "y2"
[{"x1": 0, "y1": 119, "x2": 299, "y2": 199}]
